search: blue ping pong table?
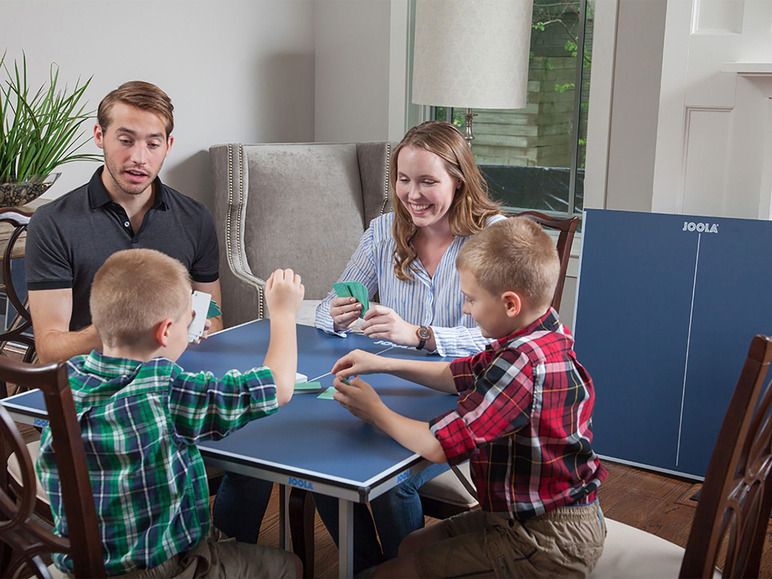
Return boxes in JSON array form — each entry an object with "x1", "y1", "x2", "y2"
[{"x1": 1, "y1": 320, "x2": 457, "y2": 578}]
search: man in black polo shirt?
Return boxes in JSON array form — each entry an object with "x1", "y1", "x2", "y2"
[
  {"x1": 26, "y1": 81, "x2": 222, "y2": 362},
  {"x1": 25, "y1": 81, "x2": 272, "y2": 547}
]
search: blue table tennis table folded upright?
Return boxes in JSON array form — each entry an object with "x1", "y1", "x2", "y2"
[{"x1": 574, "y1": 209, "x2": 772, "y2": 479}]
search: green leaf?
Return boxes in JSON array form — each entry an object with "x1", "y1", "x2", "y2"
[{"x1": 0, "y1": 51, "x2": 101, "y2": 183}]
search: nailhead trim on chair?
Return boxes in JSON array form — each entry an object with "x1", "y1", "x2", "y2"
[
  {"x1": 225, "y1": 144, "x2": 265, "y2": 319},
  {"x1": 379, "y1": 142, "x2": 391, "y2": 216}
]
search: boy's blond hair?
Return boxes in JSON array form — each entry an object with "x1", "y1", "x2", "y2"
[
  {"x1": 456, "y1": 217, "x2": 560, "y2": 309},
  {"x1": 90, "y1": 249, "x2": 191, "y2": 348}
]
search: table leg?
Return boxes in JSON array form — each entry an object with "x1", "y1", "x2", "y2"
[
  {"x1": 338, "y1": 498, "x2": 354, "y2": 578},
  {"x1": 289, "y1": 487, "x2": 316, "y2": 578},
  {"x1": 279, "y1": 484, "x2": 290, "y2": 550}
]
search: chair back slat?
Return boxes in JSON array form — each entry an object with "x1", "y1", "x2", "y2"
[
  {"x1": 680, "y1": 334, "x2": 772, "y2": 578},
  {"x1": 514, "y1": 211, "x2": 580, "y2": 313},
  {"x1": 0, "y1": 358, "x2": 105, "y2": 578},
  {"x1": 0, "y1": 208, "x2": 36, "y2": 367}
]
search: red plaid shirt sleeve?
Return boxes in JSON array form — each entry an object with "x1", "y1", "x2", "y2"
[{"x1": 433, "y1": 348, "x2": 534, "y2": 464}]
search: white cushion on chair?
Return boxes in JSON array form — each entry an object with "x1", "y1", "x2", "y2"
[
  {"x1": 7, "y1": 438, "x2": 50, "y2": 503},
  {"x1": 418, "y1": 461, "x2": 478, "y2": 508},
  {"x1": 296, "y1": 300, "x2": 322, "y2": 327},
  {"x1": 590, "y1": 518, "x2": 721, "y2": 578}
]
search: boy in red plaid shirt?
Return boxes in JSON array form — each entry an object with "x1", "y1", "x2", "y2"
[{"x1": 331, "y1": 216, "x2": 607, "y2": 578}]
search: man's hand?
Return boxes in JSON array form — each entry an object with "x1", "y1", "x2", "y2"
[
  {"x1": 330, "y1": 296, "x2": 362, "y2": 332},
  {"x1": 330, "y1": 349, "x2": 385, "y2": 378},
  {"x1": 333, "y1": 375, "x2": 386, "y2": 425}
]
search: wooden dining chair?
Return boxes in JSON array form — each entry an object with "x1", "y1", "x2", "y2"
[
  {"x1": 515, "y1": 210, "x2": 580, "y2": 311},
  {"x1": 418, "y1": 210, "x2": 581, "y2": 520},
  {"x1": 0, "y1": 357, "x2": 105, "y2": 578},
  {"x1": 591, "y1": 333, "x2": 772, "y2": 578},
  {"x1": 0, "y1": 208, "x2": 36, "y2": 368}
]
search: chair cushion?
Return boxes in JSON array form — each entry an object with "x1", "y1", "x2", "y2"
[
  {"x1": 7, "y1": 438, "x2": 50, "y2": 503},
  {"x1": 296, "y1": 300, "x2": 322, "y2": 327},
  {"x1": 418, "y1": 461, "x2": 478, "y2": 508},
  {"x1": 590, "y1": 518, "x2": 701, "y2": 578}
]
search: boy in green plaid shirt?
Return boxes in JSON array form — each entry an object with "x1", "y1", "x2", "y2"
[{"x1": 37, "y1": 248, "x2": 304, "y2": 578}]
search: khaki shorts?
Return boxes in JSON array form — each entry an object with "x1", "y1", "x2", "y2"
[
  {"x1": 51, "y1": 528, "x2": 297, "y2": 579},
  {"x1": 414, "y1": 501, "x2": 606, "y2": 578}
]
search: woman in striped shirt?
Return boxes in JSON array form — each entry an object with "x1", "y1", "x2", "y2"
[
  {"x1": 313, "y1": 120, "x2": 504, "y2": 569},
  {"x1": 315, "y1": 121, "x2": 504, "y2": 359}
]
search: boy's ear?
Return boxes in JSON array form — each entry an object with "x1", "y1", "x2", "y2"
[
  {"x1": 154, "y1": 318, "x2": 175, "y2": 348},
  {"x1": 501, "y1": 291, "x2": 522, "y2": 318}
]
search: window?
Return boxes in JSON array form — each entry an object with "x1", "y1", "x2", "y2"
[{"x1": 431, "y1": 0, "x2": 593, "y2": 218}]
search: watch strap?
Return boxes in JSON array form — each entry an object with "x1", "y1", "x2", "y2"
[{"x1": 416, "y1": 325, "x2": 431, "y2": 350}]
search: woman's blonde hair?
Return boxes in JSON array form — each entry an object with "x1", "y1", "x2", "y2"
[
  {"x1": 390, "y1": 121, "x2": 501, "y2": 280},
  {"x1": 90, "y1": 249, "x2": 191, "y2": 348}
]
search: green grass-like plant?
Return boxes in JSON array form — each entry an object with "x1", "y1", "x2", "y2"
[{"x1": 0, "y1": 51, "x2": 101, "y2": 184}]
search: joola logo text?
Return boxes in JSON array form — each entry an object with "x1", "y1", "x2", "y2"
[
  {"x1": 682, "y1": 221, "x2": 718, "y2": 233},
  {"x1": 397, "y1": 470, "x2": 413, "y2": 483},
  {"x1": 288, "y1": 477, "x2": 314, "y2": 490}
]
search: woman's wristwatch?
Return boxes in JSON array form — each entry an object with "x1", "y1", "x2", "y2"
[{"x1": 416, "y1": 325, "x2": 432, "y2": 350}]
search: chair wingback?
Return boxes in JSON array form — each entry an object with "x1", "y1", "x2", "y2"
[
  {"x1": 210, "y1": 142, "x2": 394, "y2": 327},
  {"x1": 0, "y1": 358, "x2": 104, "y2": 578}
]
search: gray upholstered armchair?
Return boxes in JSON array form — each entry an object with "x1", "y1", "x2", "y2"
[{"x1": 209, "y1": 142, "x2": 394, "y2": 328}]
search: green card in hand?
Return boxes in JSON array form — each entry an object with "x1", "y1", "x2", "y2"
[
  {"x1": 207, "y1": 300, "x2": 222, "y2": 318},
  {"x1": 333, "y1": 281, "x2": 369, "y2": 318}
]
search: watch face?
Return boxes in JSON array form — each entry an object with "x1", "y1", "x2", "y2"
[{"x1": 417, "y1": 326, "x2": 431, "y2": 339}]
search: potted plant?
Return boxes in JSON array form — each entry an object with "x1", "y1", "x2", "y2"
[{"x1": 0, "y1": 52, "x2": 100, "y2": 207}]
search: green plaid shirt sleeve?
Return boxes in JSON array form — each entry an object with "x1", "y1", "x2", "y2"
[
  {"x1": 168, "y1": 365, "x2": 279, "y2": 442},
  {"x1": 36, "y1": 351, "x2": 279, "y2": 575}
]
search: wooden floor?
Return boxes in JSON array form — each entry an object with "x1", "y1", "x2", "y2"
[{"x1": 253, "y1": 460, "x2": 772, "y2": 578}]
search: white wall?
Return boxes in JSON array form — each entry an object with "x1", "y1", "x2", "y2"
[
  {"x1": 314, "y1": 0, "x2": 411, "y2": 143},
  {"x1": 585, "y1": 0, "x2": 772, "y2": 220},
  {"x1": 584, "y1": 0, "x2": 668, "y2": 212},
  {"x1": 1, "y1": 0, "x2": 316, "y2": 210}
]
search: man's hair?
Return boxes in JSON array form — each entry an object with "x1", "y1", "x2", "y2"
[
  {"x1": 456, "y1": 217, "x2": 560, "y2": 308},
  {"x1": 90, "y1": 249, "x2": 191, "y2": 348},
  {"x1": 97, "y1": 81, "x2": 174, "y2": 136},
  {"x1": 390, "y1": 120, "x2": 501, "y2": 280}
]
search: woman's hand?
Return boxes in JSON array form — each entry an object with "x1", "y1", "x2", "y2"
[
  {"x1": 330, "y1": 296, "x2": 363, "y2": 332},
  {"x1": 360, "y1": 305, "x2": 418, "y2": 346},
  {"x1": 330, "y1": 349, "x2": 384, "y2": 378},
  {"x1": 333, "y1": 375, "x2": 385, "y2": 425}
]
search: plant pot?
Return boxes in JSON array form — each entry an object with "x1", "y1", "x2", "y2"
[{"x1": 0, "y1": 173, "x2": 60, "y2": 208}]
